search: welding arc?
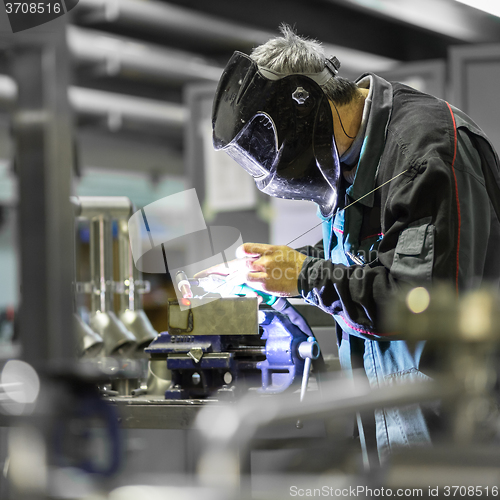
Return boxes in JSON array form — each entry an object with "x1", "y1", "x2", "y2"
[{"x1": 285, "y1": 167, "x2": 411, "y2": 246}]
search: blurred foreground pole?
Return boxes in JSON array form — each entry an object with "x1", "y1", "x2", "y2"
[{"x1": 6, "y1": 16, "x2": 76, "y2": 368}]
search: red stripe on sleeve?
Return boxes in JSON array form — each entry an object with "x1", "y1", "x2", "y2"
[{"x1": 446, "y1": 102, "x2": 460, "y2": 293}]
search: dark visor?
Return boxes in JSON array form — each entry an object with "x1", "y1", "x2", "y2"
[
  {"x1": 212, "y1": 51, "x2": 341, "y2": 217},
  {"x1": 225, "y1": 113, "x2": 279, "y2": 178}
]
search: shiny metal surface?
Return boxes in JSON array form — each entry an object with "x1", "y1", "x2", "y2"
[
  {"x1": 90, "y1": 311, "x2": 136, "y2": 357},
  {"x1": 146, "y1": 359, "x2": 172, "y2": 397},
  {"x1": 119, "y1": 309, "x2": 157, "y2": 350},
  {"x1": 74, "y1": 313, "x2": 104, "y2": 358},
  {"x1": 73, "y1": 196, "x2": 133, "y2": 219}
]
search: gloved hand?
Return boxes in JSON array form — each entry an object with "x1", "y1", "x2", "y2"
[{"x1": 194, "y1": 243, "x2": 307, "y2": 297}]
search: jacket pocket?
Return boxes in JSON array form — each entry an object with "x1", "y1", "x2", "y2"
[{"x1": 391, "y1": 217, "x2": 435, "y2": 283}]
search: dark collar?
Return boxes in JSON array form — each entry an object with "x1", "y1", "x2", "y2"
[{"x1": 346, "y1": 73, "x2": 393, "y2": 208}]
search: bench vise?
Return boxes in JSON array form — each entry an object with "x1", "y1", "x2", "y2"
[{"x1": 145, "y1": 296, "x2": 319, "y2": 399}]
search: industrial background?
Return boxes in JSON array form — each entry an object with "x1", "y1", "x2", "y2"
[{"x1": 0, "y1": 0, "x2": 499, "y2": 499}]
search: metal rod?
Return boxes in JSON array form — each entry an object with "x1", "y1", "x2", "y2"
[
  {"x1": 90, "y1": 215, "x2": 113, "y2": 313},
  {"x1": 117, "y1": 218, "x2": 157, "y2": 349},
  {"x1": 118, "y1": 218, "x2": 140, "y2": 312}
]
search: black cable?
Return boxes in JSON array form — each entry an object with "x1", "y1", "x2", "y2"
[{"x1": 332, "y1": 101, "x2": 356, "y2": 139}]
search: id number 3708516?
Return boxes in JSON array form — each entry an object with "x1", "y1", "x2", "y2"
[{"x1": 5, "y1": 2, "x2": 62, "y2": 14}]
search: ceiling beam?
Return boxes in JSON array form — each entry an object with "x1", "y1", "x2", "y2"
[
  {"x1": 75, "y1": 0, "x2": 399, "y2": 72},
  {"x1": 325, "y1": 0, "x2": 500, "y2": 43}
]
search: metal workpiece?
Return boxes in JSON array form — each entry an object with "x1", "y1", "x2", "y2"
[
  {"x1": 176, "y1": 270, "x2": 193, "y2": 299},
  {"x1": 168, "y1": 297, "x2": 259, "y2": 336}
]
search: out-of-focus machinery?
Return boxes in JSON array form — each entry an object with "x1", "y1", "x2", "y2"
[
  {"x1": 190, "y1": 284, "x2": 500, "y2": 498},
  {"x1": 72, "y1": 196, "x2": 157, "y2": 394}
]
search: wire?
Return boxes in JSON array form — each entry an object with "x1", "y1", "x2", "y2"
[
  {"x1": 285, "y1": 167, "x2": 411, "y2": 246},
  {"x1": 332, "y1": 101, "x2": 356, "y2": 139}
]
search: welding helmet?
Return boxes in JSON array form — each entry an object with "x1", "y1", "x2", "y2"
[{"x1": 212, "y1": 51, "x2": 341, "y2": 217}]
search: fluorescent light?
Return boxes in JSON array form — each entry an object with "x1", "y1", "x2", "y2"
[{"x1": 455, "y1": 0, "x2": 500, "y2": 17}]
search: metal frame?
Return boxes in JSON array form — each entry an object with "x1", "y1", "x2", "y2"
[
  {"x1": 449, "y1": 43, "x2": 500, "y2": 153},
  {"x1": 377, "y1": 58, "x2": 447, "y2": 100},
  {"x1": 3, "y1": 20, "x2": 76, "y2": 367}
]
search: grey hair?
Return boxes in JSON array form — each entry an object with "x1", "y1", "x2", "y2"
[{"x1": 250, "y1": 24, "x2": 359, "y2": 106}]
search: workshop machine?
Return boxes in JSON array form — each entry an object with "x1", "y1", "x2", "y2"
[{"x1": 145, "y1": 272, "x2": 321, "y2": 400}]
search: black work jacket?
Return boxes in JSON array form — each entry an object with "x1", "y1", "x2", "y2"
[{"x1": 297, "y1": 73, "x2": 500, "y2": 459}]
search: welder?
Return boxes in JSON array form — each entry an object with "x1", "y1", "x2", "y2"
[{"x1": 195, "y1": 25, "x2": 500, "y2": 463}]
